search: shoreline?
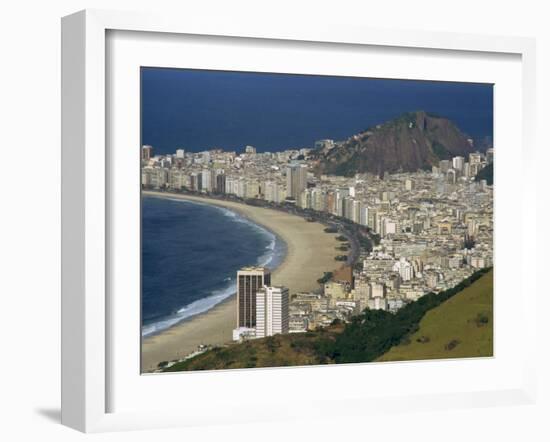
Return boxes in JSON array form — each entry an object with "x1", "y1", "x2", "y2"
[{"x1": 141, "y1": 191, "x2": 341, "y2": 372}]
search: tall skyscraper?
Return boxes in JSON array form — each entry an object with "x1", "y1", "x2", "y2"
[
  {"x1": 142, "y1": 145, "x2": 153, "y2": 161},
  {"x1": 452, "y1": 156, "x2": 465, "y2": 173},
  {"x1": 201, "y1": 169, "x2": 213, "y2": 192},
  {"x1": 255, "y1": 286, "x2": 289, "y2": 338},
  {"x1": 463, "y1": 162, "x2": 471, "y2": 178},
  {"x1": 264, "y1": 181, "x2": 278, "y2": 203},
  {"x1": 286, "y1": 164, "x2": 308, "y2": 200},
  {"x1": 237, "y1": 267, "x2": 271, "y2": 328}
]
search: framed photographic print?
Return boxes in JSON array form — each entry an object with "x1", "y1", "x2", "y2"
[{"x1": 61, "y1": 9, "x2": 537, "y2": 433}]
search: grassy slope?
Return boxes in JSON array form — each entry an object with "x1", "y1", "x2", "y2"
[{"x1": 377, "y1": 270, "x2": 493, "y2": 362}]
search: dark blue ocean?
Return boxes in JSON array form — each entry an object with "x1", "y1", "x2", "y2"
[
  {"x1": 142, "y1": 68, "x2": 493, "y2": 154},
  {"x1": 141, "y1": 196, "x2": 286, "y2": 337}
]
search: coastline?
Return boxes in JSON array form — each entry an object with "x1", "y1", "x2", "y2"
[{"x1": 141, "y1": 191, "x2": 341, "y2": 372}]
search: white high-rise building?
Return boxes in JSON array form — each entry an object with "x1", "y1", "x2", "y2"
[
  {"x1": 311, "y1": 188, "x2": 326, "y2": 212},
  {"x1": 255, "y1": 286, "x2": 289, "y2": 338},
  {"x1": 452, "y1": 156, "x2": 465, "y2": 173},
  {"x1": 463, "y1": 162, "x2": 471, "y2": 178},
  {"x1": 236, "y1": 178, "x2": 246, "y2": 198},
  {"x1": 201, "y1": 169, "x2": 212, "y2": 192},
  {"x1": 264, "y1": 180, "x2": 279, "y2": 203},
  {"x1": 393, "y1": 257, "x2": 415, "y2": 281},
  {"x1": 176, "y1": 148, "x2": 185, "y2": 158},
  {"x1": 334, "y1": 187, "x2": 350, "y2": 217},
  {"x1": 368, "y1": 297, "x2": 388, "y2": 311},
  {"x1": 382, "y1": 218, "x2": 398, "y2": 237},
  {"x1": 360, "y1": 206, "x2": 368, "y2": 227},
  {"x1": 286, "y1": 164, "x2": 308, "y2": 200}
]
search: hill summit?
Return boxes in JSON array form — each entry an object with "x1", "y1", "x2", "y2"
[{"x1": 312, "y1": 111, "x2": 474, "y2": 177}]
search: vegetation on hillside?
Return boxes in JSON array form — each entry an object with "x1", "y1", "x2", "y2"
[
  {"x1": 432, "y1": 140, "x2": 451, "y2": 160},
  {"x1": 377, "y1": 269, "x2": 493, "y2": 361},
  {"x1": 475, "y1": 162, "x2": 493, "y2": 185}
]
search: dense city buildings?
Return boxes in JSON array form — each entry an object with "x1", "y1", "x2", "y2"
[{"x1": 142, "y1": 139, "x2": 493, "y2": 340}]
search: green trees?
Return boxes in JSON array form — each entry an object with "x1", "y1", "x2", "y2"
[
  {"x1": 475, "y1": 162, "x2": 493, "y2": 185},
  {"x1": 317, "y1": 272, "x2": 333, "y2": 284},
  {"x1": 265, "y1": 336, "x2": 280, "y2": 353}
]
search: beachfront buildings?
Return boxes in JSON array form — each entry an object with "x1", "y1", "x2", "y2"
[
  {"x1": 237, "y1": 266, "x2": 271, "y2": 328},
  {"x1": 255, "y1": 286, "x2": 290, "y2": 338}
]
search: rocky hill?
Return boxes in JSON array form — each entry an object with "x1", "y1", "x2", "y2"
[{"x1": 312, "y1": 111, "x2": 474, "y2": 177}]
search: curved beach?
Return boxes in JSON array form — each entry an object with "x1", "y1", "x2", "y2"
[{"x1": 141, "y1": 191, "x2": 340, "y2": 372}]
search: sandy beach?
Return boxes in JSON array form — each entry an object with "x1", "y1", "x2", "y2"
[{"x1": 141, "y1": 191, "x2": 341, "y2": 372}]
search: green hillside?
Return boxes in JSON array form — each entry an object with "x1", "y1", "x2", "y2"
[{"x1": 377, "y1": 270, "x2": 493, "y2": 362}]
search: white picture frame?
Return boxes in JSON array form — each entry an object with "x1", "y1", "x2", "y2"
[{"x1": 61, "y1": 9, "x2": 537, "y2": 433}]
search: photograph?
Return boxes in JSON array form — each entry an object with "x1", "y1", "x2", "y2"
[
  {"x1": 2, "y1": 0, "x2": 546, "y2": 439},
  {"x1": 140, "y1": 68, "x2": 494, "y2": 374}
]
